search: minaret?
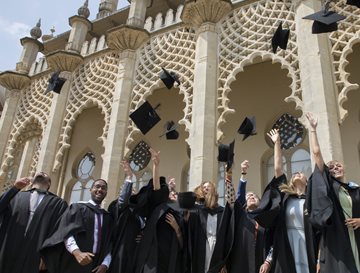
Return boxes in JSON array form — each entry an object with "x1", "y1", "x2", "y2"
[
  {"x1": 16, "y1": 19, "x2": 44, "y2": 74},
  {"x1": 97, "y1": 0, "x2": 119, "y2": 19}
]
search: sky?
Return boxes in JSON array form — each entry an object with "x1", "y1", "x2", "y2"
[{"x1": 0, "y1": 0, "x2": 129, "y2": 72}]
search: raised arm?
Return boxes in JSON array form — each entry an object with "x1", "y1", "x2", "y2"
[
  {"x1": 118, "y1": 161, "x2": 134, "y2": 206},
  {"x1": 149, "y1": 148, "x2": 160, "y2": 190},
  {"x1": 0, "y1": 177, "x2": 30, "y2": 214},
  {"x1": 306, "y1": 112, "x2": 324, "y2": 172},
  {"x1": 267, "y1": 129, "x2": 283, "y2": 178},
  {"x1": 237, "y1": 160, "x2": 249, "y2": 206}
]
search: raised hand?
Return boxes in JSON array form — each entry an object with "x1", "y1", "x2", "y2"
[
  {"x1": 267, "y1": 129, "x2": 280, "y2": 144},
  {"x1": 120, "y1": 160, "x2": 133, "y2": 179},
  {"x1": 72, "y1": 250, "x2": 94, "y2": 266},
  {"x1": 306, "y1": 112, "x2": 318, "y2": 130},
  {"x1": 14, "y1": 177, "x2": 31, "y2": 190},
  {"x1": 166, "y1": 213, "x2": 180, "y2": 232},
  {"x1": 149, "y1": 148, "x2": 160, "y2": 166},
  {"x1": 240, "y1": 160, "x2": 250, "y2": 175}
]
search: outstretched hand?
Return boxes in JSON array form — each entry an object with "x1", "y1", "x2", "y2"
[
  {"x1": 240, "y1": 160, "x2": 250, "y2": 174},
  {"x1": 306, "y1": 112, "x2": 318, "y2": 130},
  {"x1": 149, "y1": 148, "x2": 160, "y2": 166},
  {"x1": 267, "y1": 129, "x2": 280, "y2": 144}
]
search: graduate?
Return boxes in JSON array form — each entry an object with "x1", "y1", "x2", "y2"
[
  {"x1": 108, "y1": 160, "x2": 144, "y2": 273},
  {"x1": 187, "y1": 179, "x2": 233, "y2": 273},
  {"x1": 306, "y1": 112, "x2": 360, "y2": 273},
  {"x1": 41, "y1": 179, "x2": 113, "y2": 273},
  {"x1": 132, "y1": 148, "x2": 185, "y2": 273},
  {"x1": 0, "y1": 172, "x2": 67, "y2": 273},
  {"x1": 224, "y1": 160, "x2": 273, "y2": 273},
  {"x1": 253, "y1": 129, "x2": 318, "y2": 273}
]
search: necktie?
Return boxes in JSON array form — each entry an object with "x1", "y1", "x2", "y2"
[{"x1": 95, "y1": 206, "x2": 102, "y2": 254}]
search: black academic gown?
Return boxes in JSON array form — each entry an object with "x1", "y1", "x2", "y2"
[
  {"x1": 253, "y1": 175, "x2": 318, "y2": 273},
  {"x1": 0, "y1": 187, "x2": 68, "y2": 273},
  {"x1": 135, "y1": 201, "x2": 185, "y2": 273},
  {"x1": 307, "y1": 165, "x2": 360, "y2": 273},
  {"x1": 188, "y1": 203, "x2": 233, "y2": 273},
  {"x1": 41, "y1": 202, "x2": 113, "y2": 273},
  {"x1": 227, "y1": 200, "x2": 272, "y2": 273}
]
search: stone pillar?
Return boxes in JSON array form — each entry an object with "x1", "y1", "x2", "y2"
[
  {"x1": 126, "y1": 0, "x2": 151, "y2": 28},
  {"x1": 181, "y1": 0, "x2": 232, "y2": 190},
  {"x1": 97, "y1": 0, "x2": 119, "y2": 19},
  {"x1": 16, "y1": 137, "x2": 38, "y2": 179},
  {"x1": 295, "y1": 0, "x2": 343, "y2": 163},
  {"x1": 66, "y1": 1, "x2": 92, "y2": 53},
  {"x1": 36, "y1": 72, "x2": 72, "y2": 184},
  {"x1": 0, "y1": 91, "x2": 20, "y2": 163},
  {"x1": 103, "y1": 21, "x2": 150, "y2": 204}
]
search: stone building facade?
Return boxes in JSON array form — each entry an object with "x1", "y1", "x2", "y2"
[{"x1": 0, "y1": 0, "x2": 359, "y2": 205}]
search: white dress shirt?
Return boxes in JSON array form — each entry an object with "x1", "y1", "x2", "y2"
[
  {"x1": 64, "y1": 200, "x2": 111, "y2": 267},
  {"x1": 25, "y1": 190, "x2": 45, "y2": 234}
]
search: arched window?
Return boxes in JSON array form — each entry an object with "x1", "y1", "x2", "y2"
[{"x1": 70, "y1": 152, "x2": 96, "y2": 204}]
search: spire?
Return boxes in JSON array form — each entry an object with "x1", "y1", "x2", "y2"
[
  {"x1": 30, "y1": 18, "x2": 42, "y2": 40},
  {"x1": 42, "y1": 26, "x2": 56, "y2": 42},
  {"x1": 78, "y1": 0, "x2": 90, "y2": 19}
]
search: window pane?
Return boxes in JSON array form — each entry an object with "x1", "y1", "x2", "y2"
[
  {"x1": 217, "y1": 164, "x2": 225, "y2": 206},
  {"x1": 77, "y1": 153, "x2": 96, "y2": 179},
  {"x1": 291, "y1": 149, "x2": 311, "y2": 177},
  {"x1": 72, "y1": 181, "x2": 82, "y2": 190},
  {"x1": 267, "y1": 156, "x2": 287, "y2": 183},
  {"x1": 70, "y1": 189, "x2": 81, "y2": 204}
]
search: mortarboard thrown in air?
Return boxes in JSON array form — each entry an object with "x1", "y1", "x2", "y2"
[
  {"x1": 218, "y1": 140, "x2": 235, "y2": 171},
  {"x1": 238, "y1": 116, "x2": 257, "y2": 141},
  {"x1": 45, "y1": 72, "x2": 66, "y2": 95},
  {"x1": 271, "y1": 22, "x2": 290, "y2": 54},
  {"x1": 303, "y1": 5, "x2": 346, "y2": 34},
  {"x1": 130, "y1": 101, "x2": 161, "y2": 135},
  {"x1": 159, "y1": 120, "x2": 179, "y2": 140},
  {"x1": 160, "y1": 67, "x2": 181, "y2": 90}
]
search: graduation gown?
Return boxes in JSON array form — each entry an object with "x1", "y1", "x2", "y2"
[
  {"x1": 41, "y1": 202, "x2": 113, "y2": 273},
  {"x1": 253, "y1": 175, "x2": 318, "y2": 273},
  {"x1": 307, "y1": 165, "x2": 360, "y2": 273},
  {"x1": 135, "y1": 201, "x2": 185, "y2": 273},
  {"x1": 188, "y1": 203, "x2": 233, "y2": 273},
  {"x1": 0, "y1": 187, "x2": 68, "y2": 273},
  {"x1": 227, "y1": 199, "x2": 272, "y2": 273}
]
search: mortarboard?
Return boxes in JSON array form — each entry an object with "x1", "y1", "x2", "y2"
[
  {"x1": 346, "y1": 0, "x2": 360, "y2": 8},
  {"x1": 238, "y1": 116, "x2": 256, "y2": 141},
  {"x1": 218, "y1": 140, "x2": 235, "y2": 171},
  {"x1": 45, "y1": 72, "x2": 66, "y2": 94},
  {"x1": 159, "y1": 121, "x2": 179, "y2": 140},
  {"x1": 129, "y1": 101, "x2": 161, "y2": 135},
  {"x1": 178, "y1": 191, "x2": 197, "y2": 209},
  {"x1": 271, "y1": 22, "x2": 290, "y2": 54},
  {"x1": 303, "y1": 9, "x2": 346, "y2": 34},
  {"x1": 160, "y1": 67, "x2": 180, "y2": 89}
]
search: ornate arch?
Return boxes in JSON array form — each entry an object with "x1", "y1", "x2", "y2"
[
  {"x1": 217, "y1": 0, "x2": 301, "y2": 141},
  {"x1": 329, "y1": 0, "x2": 360, "y2": 122},
  {"x1": 124, "y1": 27, "x2": 197, "y2": 154},
  {"x1": 53, "y1": 52, "x2": 119, "y2": 172},
  {"x1": 0, "y1": 75, "x2": 51, "y2": 178}
]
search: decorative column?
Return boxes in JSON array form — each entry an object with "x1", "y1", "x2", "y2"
[
  {"x1": 295, "y1": 0, "x2": 343, "y2": 163},
  {"x1": 126, "y1": 0, "x2": 151, "y2": 27},
  {"x1": 0, "y1": 20, "x2": 41, "y2": 165},
  {"x1": 97, "y1": 0, "x2": 119, "y2": 19},
  {"x1": 46, "y1": 0, "x2": 90, "y2": 72},
  {"x1": 102, "y1": 3, "x2": 150, "y2": 203},
  {"x1": 181, "y1": 0, "x2": 232, "y2": 190}
]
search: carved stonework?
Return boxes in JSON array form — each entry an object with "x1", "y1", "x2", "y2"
[
  {"x1": 20, "y1": 37, "x2": 44, "y2": 52},
  {"x1": 46, "y1": 50, "x2": 84, "y2": 72},
  {"x1": 181, "y1": 0, "x2": 232, "y2": 27},
  {"x1": 106, "y1": 25, "x2": 150, "y2": 52},
  {"x1": 0, "y1": 71, "x2": 31, "y2": 91}
]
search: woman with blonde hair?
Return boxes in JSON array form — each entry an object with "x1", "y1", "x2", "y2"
[
  {"x1": 187, "y1": 180, "x2": 231, "y2": 273},
  {"x1": 306, "y1": 112, "x2": 360, "y2": 273},
  {"x1": 252, "y1": 128, "x2": 318, "y2": 273}
]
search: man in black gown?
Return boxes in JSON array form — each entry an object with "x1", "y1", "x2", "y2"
[
  {"x1": 41, "y1": 179, "x2": 113, "y2": 273},
  {"x1": 0, "y1": 172, "x2": 68, "y2": 273}
]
